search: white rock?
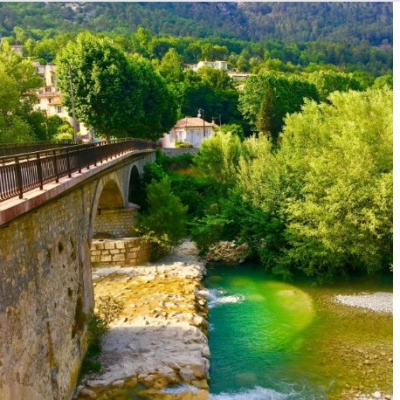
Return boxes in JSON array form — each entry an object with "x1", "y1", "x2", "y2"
[
  {"x1": 79, "y1": 387, "x2": 97, "y2": 399},
  {"x1": 111, "y1": 379, "x2": 125, "y2": 387},
  {"x1": 179, "y1": 367, "x2": 196, "y2": 382}
]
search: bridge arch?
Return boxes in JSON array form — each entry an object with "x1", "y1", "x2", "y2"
[
  {"x1": 97, "y1": 179, "x2": 125, "y2": 210},
  {"x1": 128, "y1": 165, "x2": 141, "y2": 204},
  {"x1": 90, "y1": 164, "x2": 145, "y2": 241}
]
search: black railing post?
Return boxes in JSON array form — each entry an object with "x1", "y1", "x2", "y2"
[
  {"x1": 15, "y1": 157, "x2": 23, "y2": 199},
  {"x1": 66, "y1": 148, "x2": 72, "y2": 178},
  {"x1": 52, "y1": 150, "x2": 59, "y2": 183},
  {"x1": 86, "y1": 146, "x2": 90, "y2": 169},
  {"x1": 36, "y1": 153, "x2": 43, "y2": 190},
  {"x1": 77, "y1": 146, "x2": 81, "y2": 173}
]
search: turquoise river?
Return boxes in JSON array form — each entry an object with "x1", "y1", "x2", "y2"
[{"x1": 205, "y1": 263, "x2": 393, "y2": 400}]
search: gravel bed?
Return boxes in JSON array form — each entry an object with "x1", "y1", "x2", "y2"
[{"x1": 334, "y1": 292, "x2": 393, "y2": 314}]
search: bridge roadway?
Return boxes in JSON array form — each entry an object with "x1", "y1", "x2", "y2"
[{"x1": 0, "y1": 141, "x2": 156, "y2": 400}]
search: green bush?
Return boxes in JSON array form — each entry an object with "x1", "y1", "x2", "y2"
[
  {"x1": 155, "y1": 151, "x2": 194, "y2": 172},
  {"x1": 170, "y1": 176, "x2": 223, "y2": 220},
  {"x1": 130, "y1": 162, "x2": 167, "y2": 211},
  {"x1": 79, "y1": 296, "x2": 124, "y2": 379},
  {"x1": 142, "y1": 162, "x2": 167, "y2": 185},
  {"x1": 135, "y1": 177, "x2": 188, "y2": 259},
  {"x1": 175, "y1": 141, "x2": 193, "y2": 148}
]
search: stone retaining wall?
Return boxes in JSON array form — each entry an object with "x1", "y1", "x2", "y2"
[
  {"x1": 161, "y1": 148, "x2": 199, "y2": 157},
  {"x1": 93, "y1": 207, "x2": 139, "y2": 239},
  {"x1": 91, "y1": 238, "x2": 152, "y2": 267},
  {"x1": 0, "y1": 186, "x2": 95, "y2": 400}
]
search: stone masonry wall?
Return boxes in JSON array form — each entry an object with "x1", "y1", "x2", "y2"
[
  {"x1": 0, "y1": 151, "x2": 155, "y2": 400},
  {"x1": 93, "y1": 206, "x2": 139, "y2": 238},
  {"x1": 0, "y1": 186, "x2": 96, "y2": 400},
  {"x1": 91, "y1": 238, "x2": 152, "y2": 267},
  {"x1": 161, "y1": 148, "x2": 199, "y2": 158}
]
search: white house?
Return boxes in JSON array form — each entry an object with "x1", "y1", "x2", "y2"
[
  {"x1": 161, "y1": 117, "x2": 218, "y2": 148},
  {"x1": 191, "y1": 60, "x2": 251, "y2": 81},
  {"x1": 192, "y1": 60, "x2": 228, "y2": 72}
]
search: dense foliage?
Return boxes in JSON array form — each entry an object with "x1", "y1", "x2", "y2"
[
  {"x1": 56, "y1": 32, "x2": 177, "y2": 139},
  {"x1": 135, "y1": 176, "x2": 188, "y2": 260},
  {"x1": 0, "y1": 3, "x2": 392, "y2": 78},
  {"x1": 187, "y1": 88, "x2": 392, "y2": 282},
  {"x1": 239, "y1": 72, "x2": 320, "y2": 141},
  {"x1": 0, "y1": 3, "x2": 392, "y2": 45},
  {"x1": 0, "y1": 41, "x2": 43, "y2": 143},
  {"x1": 193, "y1": 130, "x2": 242, "y2": 186}
]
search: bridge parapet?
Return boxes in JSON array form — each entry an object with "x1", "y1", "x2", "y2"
[{"x1": 0, "y1": 138, "x2": 155, "y2": 203}]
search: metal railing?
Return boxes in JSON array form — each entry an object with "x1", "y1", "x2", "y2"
[
  {"x1": 0, "y1": 138, "x2": 155, "y2": 203},
  {"x1": 0, "y1": 141, "x2": 77, "y2": 157}
]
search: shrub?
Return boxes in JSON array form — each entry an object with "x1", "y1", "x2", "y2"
[
  {"x1": 135, "y1": 177, "x2": 188, "y2": 259},
  {"x1": 175, "y1": 141, "x2": 193, "y2": 148},
  {"x1": 79, "y1": 296, "x2": 124, "y2": 379},
  {"x1": 97, "y1": 295, "x2": 124, "y2": 325},
  {"x1": 155, "y1": 151, "x2": 194, "y2": 172}
]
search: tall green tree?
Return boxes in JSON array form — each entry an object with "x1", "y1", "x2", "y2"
[
  {"x1": 281, "y1": 88, "x2": 392, "y2": 278},
  {"x1": 239, "y1": 72, "x2": 319, "y2": 142},
  {"x1": 256, "y1": 83, "x2": 274, "y2": 137},
  {"x1": 307, "y1": 70, "x2": 362, "y2": 101},
  {"x1": 127, "y1": 55, "x2": 178, "y2": 139},
  {"x1": 0, "y1": 42, "x2": 42, "y2": 143},
  {"x1": 56, "y1": 32, "x2": 177, "y2": 140},
  {"x1": 158, "y1": 48, "x2": 184, "y2": 84}
]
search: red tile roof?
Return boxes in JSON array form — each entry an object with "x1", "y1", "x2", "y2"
[{"x1": 174, "y1": 117, "x2": 217, "y2": 129}]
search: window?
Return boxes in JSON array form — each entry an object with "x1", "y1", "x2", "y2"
[
  {"x1": 48, "y1": 99, "x2": 52, "y2": 103},
  {"x1": 57, "y1": 106, "x2": 62, "y2": 113}
]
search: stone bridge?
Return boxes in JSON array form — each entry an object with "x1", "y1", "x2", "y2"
[{"x1": 0, "y1": 149, "x2": 155, "y2": 400}]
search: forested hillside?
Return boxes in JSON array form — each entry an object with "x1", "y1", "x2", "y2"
[{"x1": 0, "y1": 2, "x2": 392, "y2": 45}]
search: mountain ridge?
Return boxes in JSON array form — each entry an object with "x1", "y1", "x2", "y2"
[{"x1": 0, "y1": 2, "x2": 393, "y2": 46}]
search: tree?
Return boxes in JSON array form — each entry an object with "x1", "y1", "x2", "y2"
[
  {"x1": 137, "y1": 176, "x2": 188, "y2": 259},
  {"x1": 280, "y1": 88, "x2": 393, "y2": 278},
  {"x1": 217, "y1": 123, "x2": 245, "y2": 141},
  {"x1": 256, "y1": 83, "x2": 274, "y2": 137},
  {"x1": 0, "y1": 41, "x2": 43, "y2": 107},
  {"x1": 128, "y1": 55, "x2": 178, "y2": 140},
  {"x1": 307, "y1": 70, "x2": 362, "y2": 101},
  {"x1": 0, "y1": 42, "x2": 42, "y2": 143},
  {"x1": 193, "y1": 130, "x2": 242, "y2": 186},
  {"x1": 56, "y1": 32, "x2": 177, "y2": 140},
  {"x1": 158, "y1": 48, "x2": 184, "y2": 84},
  {"x1": 238, "y1": 72, "x2": 319, "y2": 143},
  {"x1": 372, "y1": 74, "x2": 393, "y2": 89},
  {"x1": 197, "y1": 66, "x2": 233, "y2": 91},
  {"x1": 233, "y1": 88, "x2": 392, "y2": 280}
]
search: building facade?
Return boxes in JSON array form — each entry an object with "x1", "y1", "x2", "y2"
[{"x1": 161, "y1": 117, "x2": 218, "y2": 148}]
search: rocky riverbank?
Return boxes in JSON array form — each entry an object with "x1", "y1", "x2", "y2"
[
  {"x1": 334, "y1": 291, "x2": 393, "y2": 400},
  {"x1": 335, "y1": 292, "x2": 393, "y2": 314},
  {"x1": 73, "y1": 241, "x2": 210, "y2": 400}
]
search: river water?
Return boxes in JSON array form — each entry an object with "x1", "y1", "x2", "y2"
[{"x1": 205, "y1": 263, "x2": 392, "y2": 400}]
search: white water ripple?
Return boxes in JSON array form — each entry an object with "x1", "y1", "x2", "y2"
[
  {"x1": 206, "y1": 288, "x2": 245, "y2": 308},
  {"x1": 210, "y1": 386, "x2": 289, "y2": 400}
]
